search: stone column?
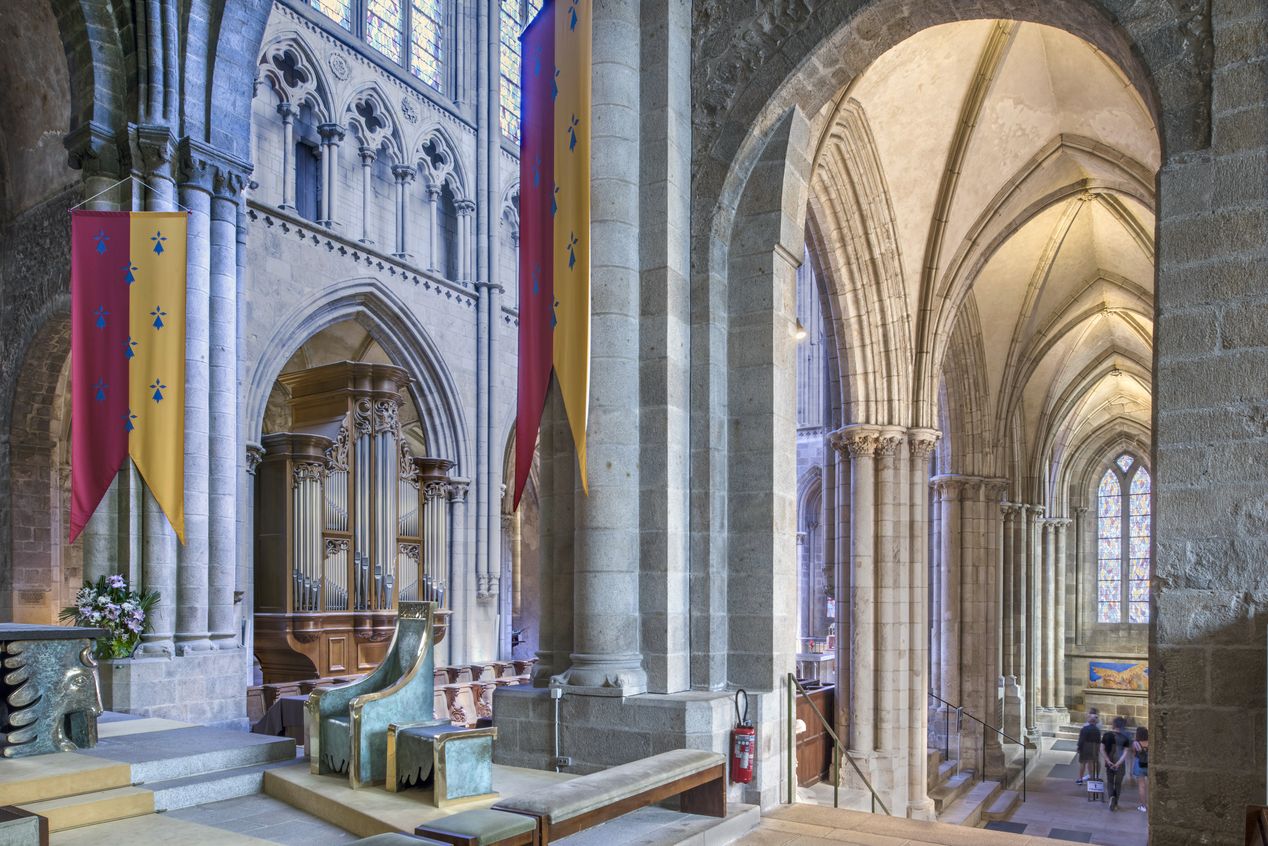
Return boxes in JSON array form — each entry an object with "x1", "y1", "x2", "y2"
[
  {"x1": 317, "y1": 123, "x2": 344, "y2": 228},
  {"x1": 929, "y1": 480, "x2": 941, "y2": 698},
  {"x1": 357, "y1": 146, "x2": 375, "y2": 244},
  {"x1": 835, "y1": 426, "x2": 878, "y2": 753},
  {"x1": 175, "y1": 138, "x2": 214, "y2": 653},
  {"x1": 557, "y1": 0, "x2": 645, "y2": 696},
  {"x1": 907, "y1": 429, "x2": 939, "y2": 819},
  {"x1": 874, "y1": 429, "x2": 905, "y2": 750},
  {"x1": 1053, "y1": 518, "x2": 1071, "y2": 713},
  {"x1": 392, "y1": 165, "x2": 415, "y2": 260},
  {"x1": 1043, "y1": 519, "x2": 1057, "y2": 708},
  {"x1": 277, "y1": 103, "x2": 298, "y2": 210},
  {"x1": 936, "y1": 477, "x2": 962, "y2": 706},
  {"x1": 445, "y1": 479, "x2": 470, "y2": 665},
  {"x1": 457, "y1": 200, "x2": 476, "y2": 282},
  {"x1": 1024, "y1": 505, "x2": 1043, "y2": 729},
  {"x1": 1000, "y1": 504, "x2": 1017, "y2": 679},
  {"x1": 208, "y1": 160, "x2": 247, "y2": 647},
  {"x1": 426, "y1": 185, "x2": 441, "y2": 271}
]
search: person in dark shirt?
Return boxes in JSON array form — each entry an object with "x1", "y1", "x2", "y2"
[
  {"x1": 1101, "y1": 715, "x2": 1132, "y2": 810},
  {"x1": 1076, "y1": 709, "x2": 1100, "y2": 784}
]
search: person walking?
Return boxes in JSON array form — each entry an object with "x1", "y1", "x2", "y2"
[
  {"x1": 1101, "y1": 715, "x2": 1132, "y2": 811},
  {"x1": 1132, "y1": 726, "x2": 1149, "y2": 813},
  {"x1": 1076, "y1": 709, "x2": 1100, "y2": 785}
]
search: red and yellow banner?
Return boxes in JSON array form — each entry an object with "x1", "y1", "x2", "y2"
[
  {"x1": 515, "y1": 0, "x2": 591, "y2": 508},
  {"x1": 70, "y1": 210, "x2": 186, "y2": 542}
]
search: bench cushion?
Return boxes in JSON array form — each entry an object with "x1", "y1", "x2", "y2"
[
  {"x1": 495, "y1": 749, "x2": 724, "y2": 823},
  {"x1": 349, "y1": 833, "x2": 448, "y2": 845},
  {"x1": 417, "y1": 809, "x2": 536, "y2": 845}
]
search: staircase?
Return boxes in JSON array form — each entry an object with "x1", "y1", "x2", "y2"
[
  {"x1": 927, "y1": 745, "x2": 1023, "y2": 827},
  {"x1": 8, "y1": 719, "x2": 296, "y2": 834}
]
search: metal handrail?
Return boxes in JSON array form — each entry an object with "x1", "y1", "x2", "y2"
[
  {"x1": 786, "y1": 673, "x2": 891, "y2": 815},
  {"x1": 928, "y1": 690, "x2": 1028, "y2": 802}
]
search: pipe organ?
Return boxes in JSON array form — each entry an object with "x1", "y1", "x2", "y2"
[{"x1": 255, "y1": 362, "x2": 453, "y2": 682}]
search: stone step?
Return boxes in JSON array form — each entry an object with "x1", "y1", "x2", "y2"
[
  {"x1": 142, "y1": 758, "x2": 300, "y2": 811},
  {"x1": 927, "y1": 748, "x2": 942, "y2": 774},
  {"x1": 982, "y1": 788, "x2": 1021, "y2": 821},
  {"x1": 78, "y1": 725, "x2": 297, "y2": 784},
  {"x1": 18, "y1": 785, "x2": 154, "y2": 832},
  {"x1": 929, "y1": 757, "x2": 958, "y2": 790},
  {"x1": 0, "y1": 752, "x2": 133, "y2": 805},
  {"x1": 930, "y1": 770, "x2": 974, "y2": 814},
  {"x1": 938, "y1": 779, "x2": 1001, "y2": 827},
  {"x1": 673, "y1": 803, "x2": 761, "y2": 846}
]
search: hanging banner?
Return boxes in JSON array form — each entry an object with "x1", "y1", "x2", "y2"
[
  {"x1": 70, "y1": 210, "x2": 187, "y2": 543},
  {"x1": 514, "y1": 0, "x2": 591, "y2": 508}
]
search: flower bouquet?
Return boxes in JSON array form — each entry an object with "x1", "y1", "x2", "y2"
[{"x1": 59, "y1": 574, "x2": 160, "y2": 659}]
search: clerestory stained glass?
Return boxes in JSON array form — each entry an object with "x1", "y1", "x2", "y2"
[
  {"x1": 410, "y1": 0, "x2": 445, "y2": 92},
  {"x1": 311, "y1": 0, "x2": 353, "y2": 29},
  {"x1": 366, "y1": 0, "x2": 404, "y2": 63},
  {"x1": 1096, "y1": 453, "x2": 1151, "y2": 624},
  {"x1": 500, "y1": 0, "x2": 544, "y2": 143}
]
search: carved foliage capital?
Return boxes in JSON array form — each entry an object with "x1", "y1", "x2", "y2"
[
  {"x1": 245, "y1": 443, "x2": 265, "y2": 475},
  {"x1": 908, "y1": 428, "x2": 941, "y2": 460}
]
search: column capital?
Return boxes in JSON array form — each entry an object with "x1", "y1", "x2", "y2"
[
  {"x1": 1001, "y1": 501, "x2": 1024, "y2": 518},
  {"x1": 425, "y1": 183, "x2": 442, "y2": 200},
  {"x1": 1026, "y1": 504, "x2": 1047, "y2": 517},
  {"x1": 908, "y1": 427, "x2": 941, "y2": 460},
  {"x1": 178, "y1": 137, "x2": 253, "y2": 198},
  {"x1": 455, "y1": 198, "x2": 477, "y2": 216},
  {"x1": 317, "y1": 122, "x2": 347, "y2": 144},
  {"x1": 1049, "y1": 518, "x2": 1073, "y2": 528},
  {"x1": 930, "y1": 475, "x2": 964, "y2": 495},
  {"x1": 392, "y1": 163, "x2": 417, "y2": 183},
  {"x1": 983, "y1": 477, "x2": 1010, "y2": 499},
  {"x1": 448, "y1": 477, "x2": 471, "y2": 503},
  {"x1": 875, "y1": 427, "x2": 906, "y2": 457},
  {"x1": 64, "y1": 120, "x2": 122, "y2": 179},
  {"x1": 245, "y1": 443, "x2": 265, "y2": 476},
  {"x1": 828, "y1": 425, "x2": 879, "y2": 458},
  {"x1": 358, "y1": 145, "x2": 377, "y2": 164},
  {"x1": 133, "y1": 123, "x2": 177, "y2": 183},
  {"x1": 276, "y1": 101, "x2": 300, "y2": 121}
]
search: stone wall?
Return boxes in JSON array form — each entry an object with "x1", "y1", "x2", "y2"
[{"x1": 1152, "y1": 4, "x2": 1268, "y2": 843}]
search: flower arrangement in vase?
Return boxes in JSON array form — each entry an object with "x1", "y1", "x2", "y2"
[{"x1": 60, "y1": 574, "x2": 160, "y2": 659}]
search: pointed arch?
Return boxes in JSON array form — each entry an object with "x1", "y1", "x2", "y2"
[
  {"x1": 245, "y1": 279, "x2": 470, "y2": 473},
  {"x1": 342, "y1": 82, "x2": 406, "y2": 164},
  {"x1": 257, "y1": 32, "x2": 333, "y2": 122},
  {"x1": 411, "y1": 122, "x2": 469, "y2": 199}
]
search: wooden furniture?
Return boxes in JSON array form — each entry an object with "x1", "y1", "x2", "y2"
[
  {"x1": 307, "y1": 602, "x2": 445, "y2": 788},
  {"x1": 0, "y1": 805, "x2": 48, "y2": 846},
  {"x1": 0, "y1": 624, "x2": 105, "y2": 758},
  {"x1": 415, "y1": 808, "x2": 536, "y2": 846},
  {"x1": 387, "y1": 724, "x2": 497, "y2": 805},
  {"x1": 491, "y1": 749, "x2": 725, "y2": 845},
  {"x1": 255, "y1": 362, "x2": 454, "y2": 682},
  {"x1": 1247, "y1": 805, "x2": 1268, "y2": 846},
  {"x1": 795, "y1": 682, "x2": 835, "y2": 787}
]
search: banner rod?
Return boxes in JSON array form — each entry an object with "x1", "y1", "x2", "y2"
[{"x1": 69, "y1": 175, "x2": 195, "y2": 214}]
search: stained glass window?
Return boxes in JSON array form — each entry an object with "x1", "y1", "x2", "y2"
[
  {"x1": 366, "y1": 0, "x2": 404, "y2": 63},
  {"x1": 1096, "y1": 453, "x2": 1151, "y2": 624},
  {"x1": 500, "y1": 0, "x2": 544, "y2": 142},
  {"x1": 410, "y1": 0, "x2": 445, "y2": 92},
  {"x1": 311, "y1": 0, "x2": 352, "y2": 29}
]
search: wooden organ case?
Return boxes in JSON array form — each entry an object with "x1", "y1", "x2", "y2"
[{"x1": 254, "y1": 362, "x2": 453, "y2": 682}]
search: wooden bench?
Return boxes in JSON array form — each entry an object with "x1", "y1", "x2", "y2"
[
  {"x1": 415, "y1": 808, "x2": 536, "y2": 846},
  {"x1": 491, "y1": 749, "x2": 726, "y2": 844}
]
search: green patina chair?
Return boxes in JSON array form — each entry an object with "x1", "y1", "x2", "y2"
[{"x1": 306, "y1": 601, "x2": 446, "y2": 788}]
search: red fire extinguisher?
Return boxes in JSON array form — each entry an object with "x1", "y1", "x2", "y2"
[{"x1": 730, "y1": 689, "x2": 755, "y2": 784}]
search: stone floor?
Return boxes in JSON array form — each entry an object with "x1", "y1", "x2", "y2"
[
  {"x1": 166, "y1": 794, "x2": 361, "y2": 844},
  {"x1": 738, "y1": 804, "x2": 1097, "y2": 845},
  {"x1": 986, "y1": 737, "x2": 1147, "y2": 846}
]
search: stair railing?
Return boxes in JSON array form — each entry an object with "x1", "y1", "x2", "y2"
[
  {"x1": 786, "y1": 673, "x2": 890, "y2": 815},
  {"x1": 928, "y1": 690, "x2": 1027, "y2": 802}
]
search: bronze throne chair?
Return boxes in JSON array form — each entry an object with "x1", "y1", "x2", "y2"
[{"x1": 306, "y1": 601, "x2": 445, "y2": 787}]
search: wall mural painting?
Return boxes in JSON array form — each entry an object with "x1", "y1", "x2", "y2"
[{"x1": 1088, "y1": 660, "x2": 1149, "y2": 691}]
